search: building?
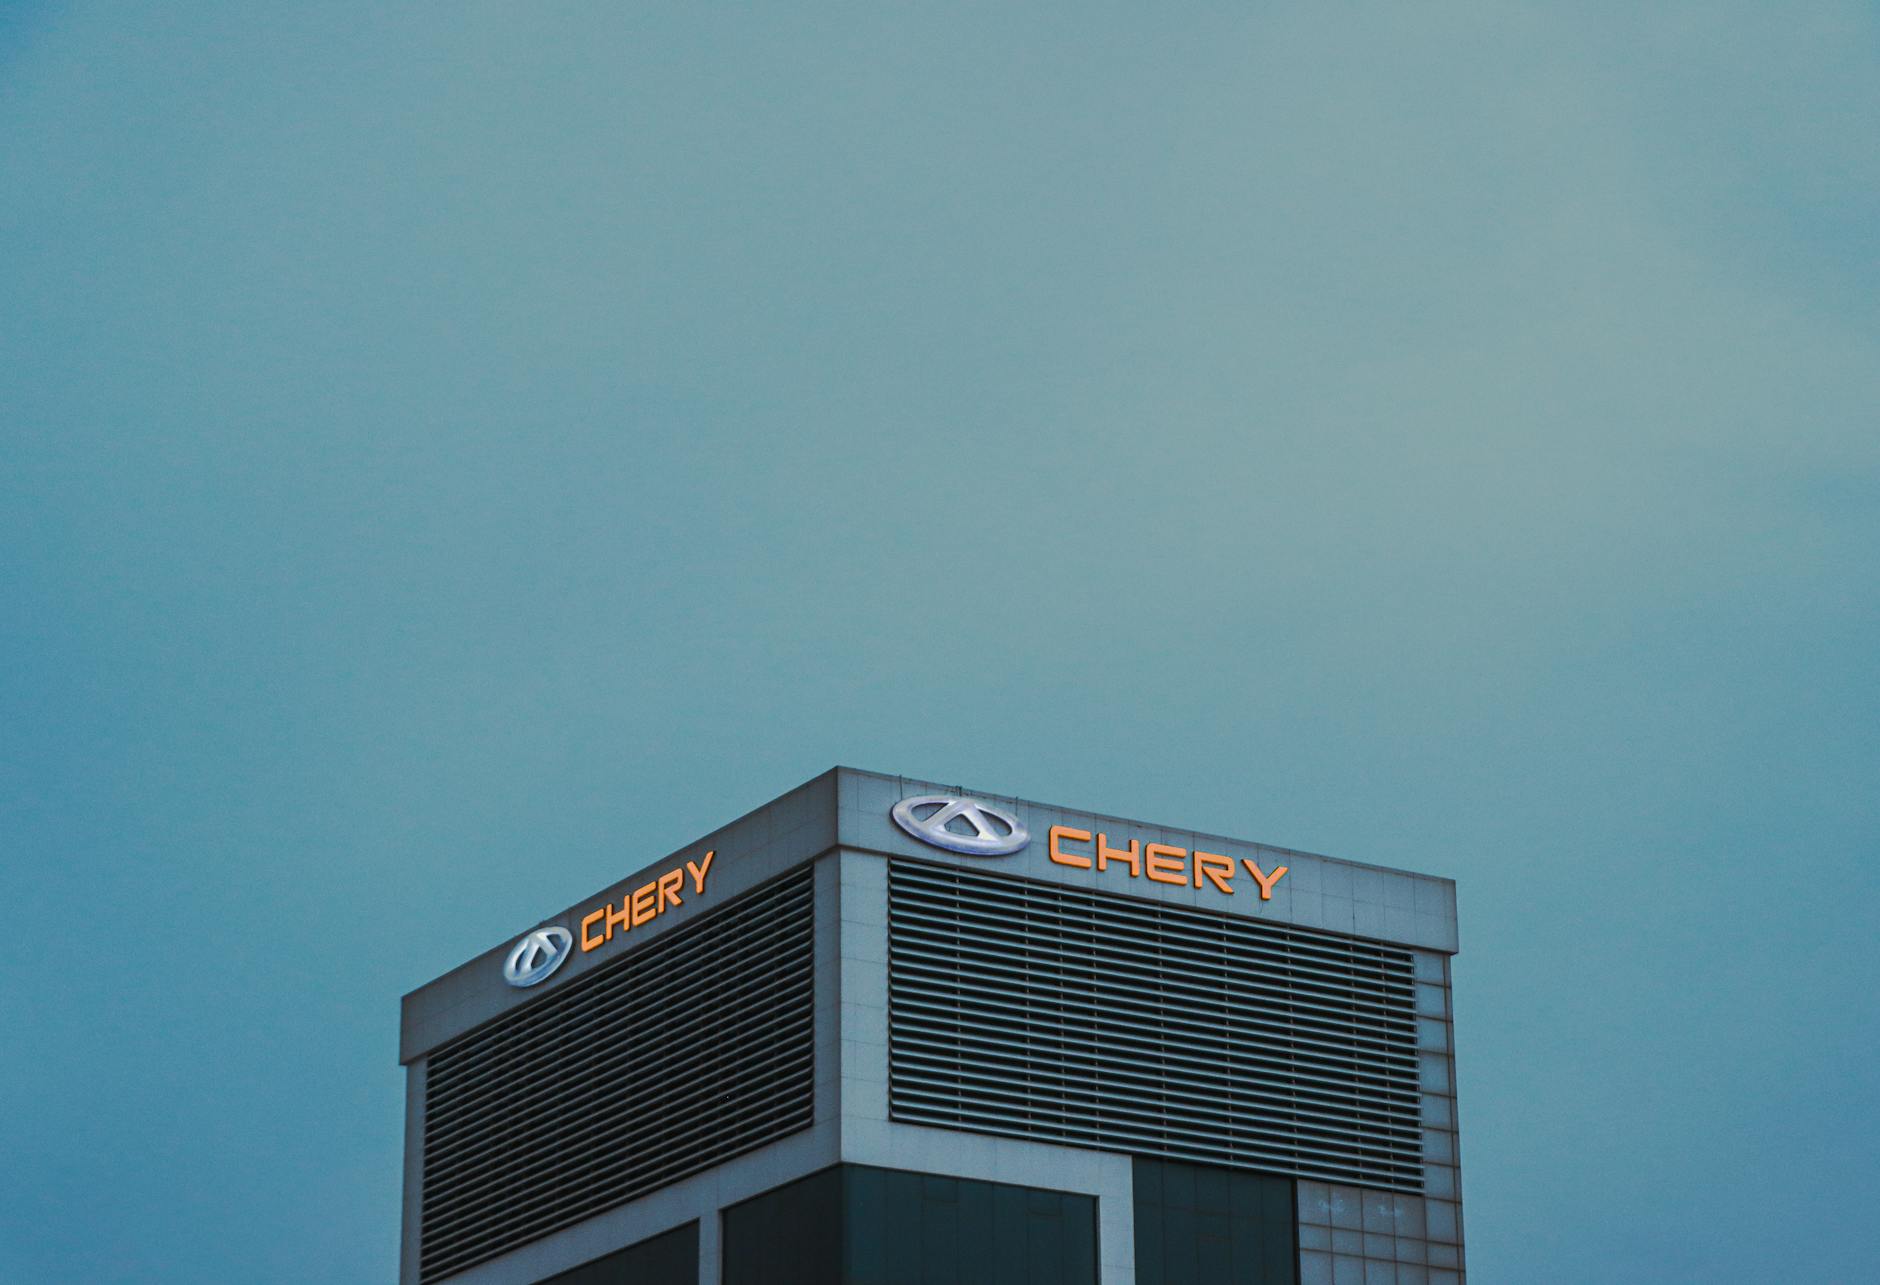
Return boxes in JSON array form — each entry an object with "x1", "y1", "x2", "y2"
[{"x1": 399, "y1": 768, "x2": 1465, "y2": 1285}]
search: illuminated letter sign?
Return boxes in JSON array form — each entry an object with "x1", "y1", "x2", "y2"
[
  {"x1": 1047, "y1": 825, "x2": 1288, "y2": 905},
  {"x1": 508, "y1": 850, "x2": 720, "y2": 987},
  {"x1": 578, "y1": 851, "x2": 717, "y2": 956}
]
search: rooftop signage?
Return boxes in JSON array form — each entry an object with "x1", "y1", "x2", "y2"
[
  {"x1": 1047, "y1": 825, "x2": 1288, "y2": 901},
  {"x1": 501, "y1": 927, "x2": 573, "y2": 987},
  {"x1": 576, "y1": 850, "x2": 716, "y2": 954},
  {"x1": 891, "y1": 795, "x2": 1029, "y2": 856},
  {"x1": 888, "y1": 792, "x2": 1288, "y2": 907},
  {"x1": 498, "y1": 850, "x2": 718, "y2": 987}
]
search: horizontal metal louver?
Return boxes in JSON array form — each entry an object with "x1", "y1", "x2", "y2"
[
  {"x1": 419, "y1": 869, "x2": 815, "y2": 1283},
  {"x1": 888, "y1": 859, "x2": 1422, "y2": 1190}
]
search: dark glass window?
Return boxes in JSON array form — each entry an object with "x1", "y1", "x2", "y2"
[
  {"x1": 721, "y1": 1167, "x2": 843, "y2": 1285},
  {"x1": 723, "y1": 1165, "x2": 1098, "y2": 1285},
  {"x1": 1132, "y1": 1158, "x2": 1295, "y2": 1285},
  {"x1": 533, "y1": 1220, "x2": 698, "y2": 1284}
]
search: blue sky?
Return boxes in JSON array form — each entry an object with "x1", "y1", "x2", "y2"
[{"x1": 2, "y1": 3, "x2": 1876, "y2": 1281}]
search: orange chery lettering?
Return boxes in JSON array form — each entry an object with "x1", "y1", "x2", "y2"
[
  {"x1": 1046, "y1": 828, "x2": 1287, "y2": 901},
  {"x1": 578, "y1": 850, "x2": 716, "y2": 952}
]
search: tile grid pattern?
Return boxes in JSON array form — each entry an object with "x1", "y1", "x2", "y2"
[{"x1": 1297, "y1": 951, "x2": 1464, "y2": 1285}]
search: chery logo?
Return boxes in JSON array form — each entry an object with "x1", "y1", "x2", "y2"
[
  {"x1": 501, "y1": 926, "x2": 574, "y2": 988},
  {"x1": 891, "y1": 795, "x2": 1030, "y2": 856}
]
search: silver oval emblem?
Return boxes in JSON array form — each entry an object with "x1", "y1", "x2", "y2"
[
  {"x1": 891, "y1": 795, "x2": 1029, "y2": 856},
  {"x1": 502, "y1": 926, "x2": 574, "y2": 987}
]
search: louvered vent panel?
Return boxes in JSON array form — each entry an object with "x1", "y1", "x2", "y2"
[
  {"x1": 888, "y1": 860, "x2": 1423, "y2": 1190},
  {"x1": 419, "y1": 869, "x2": 815, "y2": 1283}
]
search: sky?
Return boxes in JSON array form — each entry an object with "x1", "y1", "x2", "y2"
[{"x1": 1, "y1": 2, "x2": 1876, "y2": 1281}]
